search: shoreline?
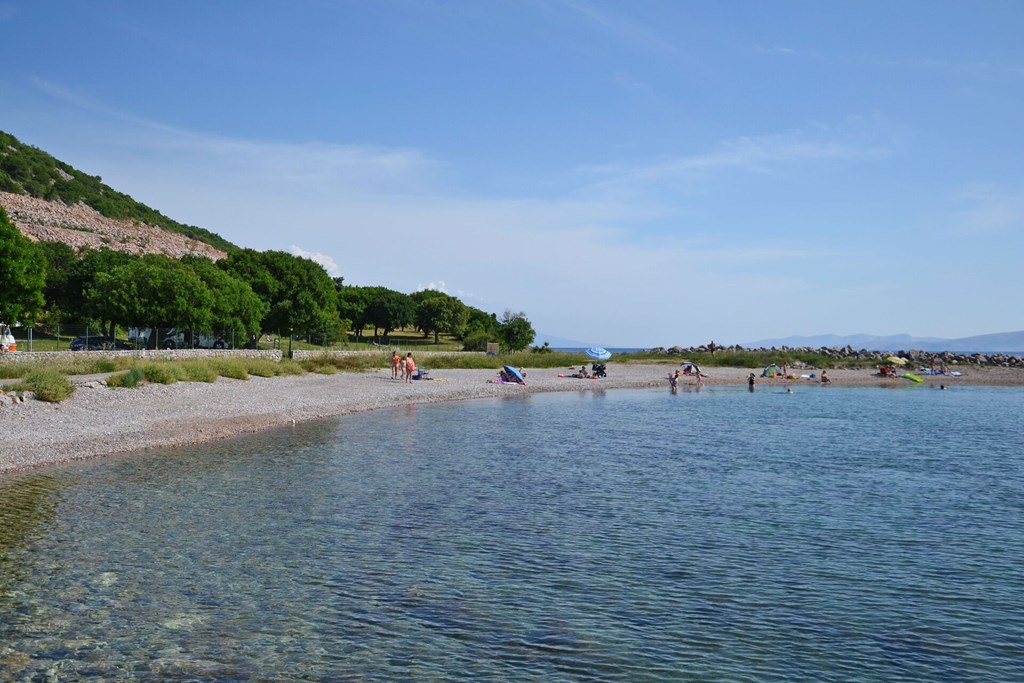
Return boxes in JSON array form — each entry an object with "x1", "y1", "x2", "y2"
[{"x1": 2, "y1": 363, "x2": 1022, "y2": 475}]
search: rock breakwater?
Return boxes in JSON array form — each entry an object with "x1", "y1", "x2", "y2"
[{"x1": 648, "y1": 344, "x2": 1024, "y2": 367}]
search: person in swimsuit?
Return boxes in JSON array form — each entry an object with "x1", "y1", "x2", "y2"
[
  {"x1": 405, "y1": 353, "x2": 416, "y2": 383},
  {"x1": 391, "y1": 351, "x2": 401, "y2": 379}
]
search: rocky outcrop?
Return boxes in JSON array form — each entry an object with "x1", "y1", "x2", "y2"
[
  {"x1": 647, "y1": 343, "x2": 1024, "y2": 367},
  {"x1": 0, "y1": 191, "x2": 226, "y2": 260}
]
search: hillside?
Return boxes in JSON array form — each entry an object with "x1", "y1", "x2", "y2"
[
  {"x1": 0, "y1": 191, "x2": 227, "y2": 261},
  {"x1": 0, "y1": 130, "x2": 237, "y2": 254}
]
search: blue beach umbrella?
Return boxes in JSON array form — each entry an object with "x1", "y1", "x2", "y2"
[
  {"x1": 503, "y1": 365, "x2": 526, "y2": 384},
  {"x1": 585, "y1": 347, "x2": 612, "y2": 361}
]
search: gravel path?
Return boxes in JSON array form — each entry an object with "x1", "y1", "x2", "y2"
[{"x1": 1, "y1": 363, "x2": 1020, "y2": 474}]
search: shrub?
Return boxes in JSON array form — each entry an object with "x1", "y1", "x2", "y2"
[
  {"x1": 461, "y1": 331, "x2": 490, "y2": 352},
  {"x1": 17, "y1": 370, "x2": 75, "y2": 403},
  {"x1": 211, "y1": 359, "x2": 249, "y2": 380},
  {"x1": 275, "y1": 360, "x2": 307, "y2": 376},
  {"x1": 179, "y1": 362, "x2": 218, "y2": 383},
  {"x1": 107, "y1": 367, "x2": 145, "y2": 388},
  {"x1": 139, "y1": 364, "x2": 177, "y2": 385},
  {"x1": 243, "y1": 359, "x2": 279, "y2": 378},
  {"x1": 304, "y1": 361, "x2": 339, "y2": 375}
]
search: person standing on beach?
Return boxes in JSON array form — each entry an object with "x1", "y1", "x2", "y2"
[
  {"x1": 391, "y1": 351, "x2": 401, "y2": 380},
  {"x1": 405, "y1": 353, "x2": 416, "y2": 383}
]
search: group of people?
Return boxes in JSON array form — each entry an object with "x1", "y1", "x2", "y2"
[
  {"x1": 569, "y1": 363, "x2": 607, "y2": 379},
  {"x1": 669, "y1": 367, "x2": 704, "y2": 390},
  {"x1": 391, "y1": 351, "x2": 418, "y2": 383},
  {"x1": 746, "y1": 369, "x2": 830, "y2": 391},
  {"x1": 496, "y1": 367, "x2": 526, "y2": 383}
]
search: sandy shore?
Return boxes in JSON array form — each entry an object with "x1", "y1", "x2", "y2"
[{"x1": 1, "y1": 363, "x2": 1021, "y2": 474}]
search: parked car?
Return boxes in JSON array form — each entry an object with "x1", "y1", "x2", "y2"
[
  {"x1": 1, "y1": 323, "x2": 16, "y2": 352},
  {"x1": 128, "y1": 327, "x2": 228, "y2": 350},
  {"x1": 160, "y1": 329, "x2": 228, "y2": 350},
  {"x1": 69, "y1": 336, "x2": 133, "y2": 351}
]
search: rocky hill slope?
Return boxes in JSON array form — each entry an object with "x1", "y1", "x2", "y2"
[{"x1": 0, "y1": 191, "x2": 227, "y2": 260}]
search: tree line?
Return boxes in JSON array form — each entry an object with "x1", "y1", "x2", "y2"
[{"x1": 0, "y1": 207, "x2": 536, "y2": 351}]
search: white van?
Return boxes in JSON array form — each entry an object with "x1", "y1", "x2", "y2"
[{"x1": 0, "y1": 324, "x2": 16, "y2": 352}]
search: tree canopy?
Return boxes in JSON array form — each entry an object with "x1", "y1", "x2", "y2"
[
  {"x1": 361, "y1": 286, "x2": 414, "y2": 339},
  {"x1": 412, "y1": 290, "x2": 468, "y2": 344},
  {"x1": 6, "y1": 218, "x2": 533, "y2": 350},
  {"x1": 219, "y1": 249, "x2": 339, "y2": 336},
  {"x1": 0, "y1": 207, "x2": 46, "y2": 324},
  {"x1": 498, "y1": 310, "x2": 536, "y2": 352},
  {"x1": 87, "y1": 254, "x2": 215, "y2": 332}
]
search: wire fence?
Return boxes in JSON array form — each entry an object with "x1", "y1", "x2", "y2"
[
  {"x1": 6, "y1": 325, "x2": 464, "y2": 353},
  {"x1": 6, "y1": 325, "x2": 380, "y2": 353}
]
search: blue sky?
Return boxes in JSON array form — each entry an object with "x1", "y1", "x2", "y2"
[{"x1": 2, "y1": 1, "x2": 1022, "y2": 347}]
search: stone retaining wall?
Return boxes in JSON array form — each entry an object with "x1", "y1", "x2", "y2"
[
  {"x1": 0, "y1": 348, "x2": 475, "y2": 365},
  {"x1": 0, "y1": 349, "x2": 283, "y2": 364}
]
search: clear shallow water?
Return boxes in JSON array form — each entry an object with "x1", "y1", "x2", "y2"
[{"x1": 1, "y1": 385, "x2": 1022, "y2": 681}]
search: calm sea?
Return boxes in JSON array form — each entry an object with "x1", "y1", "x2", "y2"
[{"x1": 1, "y1": 385, "x2": 1022, "y2": 681}]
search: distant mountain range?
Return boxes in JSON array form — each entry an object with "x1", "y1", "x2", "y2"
[
  {"x1": 744, "y1": 330, "x2": 1024, "y2": 354},
  {"x1": 533, "y1": 333, "x2": 592, "y2": 349}
]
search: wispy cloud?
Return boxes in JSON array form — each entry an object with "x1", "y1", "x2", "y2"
[
  {"x1": 755, "y1": 45, "x2": 798, "y2": 56},
  {"x1": 30, "y1": 77, "x2": 442, "y2": 194},
  {"x1": 577, "y1": 124, "x2": 890, "y2": 198},
  {"x1": 559, "y1": 0, "x2": 680, "y2": 56},
  {"x1": 943, "y1": 183, "x2": 1024, "y2": 237}
]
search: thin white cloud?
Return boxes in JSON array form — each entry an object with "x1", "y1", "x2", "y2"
[
  {"x1": 559, "y1": 0, "x2": 680, "y2": 56},
  {"x1": 577, "y1": 124, "x2": 890, "y2": 198},
  {"x1": 290, "y1": 245, "x2": 341, "y2": 277},
  {"x1": 30, "y1": 77, "x2": 442, "y2": 194},
  {"x1": 755, "y1": 46, "x2": 797, "y2": 56},
  {"x1": 22, "y1": 79, "x2": 1009, "y2": 344}
]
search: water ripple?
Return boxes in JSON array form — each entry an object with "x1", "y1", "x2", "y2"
[{"x1": 0, "y1": 387, "x2": 1022, "y2": 680}]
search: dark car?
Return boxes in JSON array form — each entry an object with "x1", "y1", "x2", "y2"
[{"x1": 69, "y1": 336, "x2": 134, "y2": 351}]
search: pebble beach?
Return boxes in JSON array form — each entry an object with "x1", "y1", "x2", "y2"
[{"x1": 2, "y1": 363, "x2": 1021, "y2": 475}]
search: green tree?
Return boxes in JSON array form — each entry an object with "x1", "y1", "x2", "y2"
[
  {"x1": 88, "y1": 254, "x2": 214, "y2": 333},
  {"x1": 77, "y1": 248, "x2": 137, "y2": 335},
  {"x1": 37, "y1": 241, "x2": 79, "y2": 325},
  {"x1": 498, "y1": 309, "x2": 536, "y2": 352},
  {"x1": 0, "y1": 207, "x2": 46, "y2": 324},
  {"x1": 336, "y1": 284, "x2": 371, "y2": 340},
  {"x1": 220, "y1": 249, "x2": 338, "y2": 336},
  {"x1": 459, "y1": 306, "x2": 499, "y2": 351},
  {"x1": 362, "y1": 287, "x2": 413, "y2": 340},
  {"x1": 182, "y1": 255, "x2": 268, "y2": 342},
  {"x1": 412, "y1": 291, "x2": 468, "y2": 344}
]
